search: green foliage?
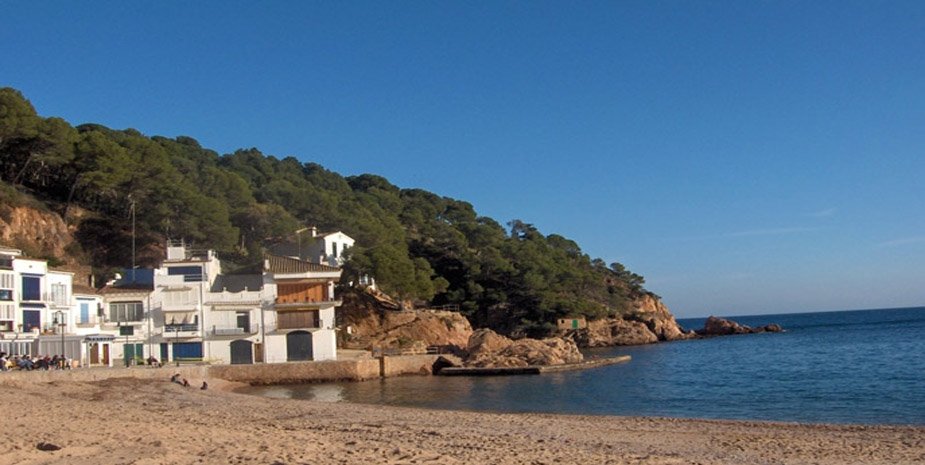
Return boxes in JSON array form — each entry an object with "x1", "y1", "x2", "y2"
[{"x1": 0, "y1": 86, "x2": 651, "y2": 337}]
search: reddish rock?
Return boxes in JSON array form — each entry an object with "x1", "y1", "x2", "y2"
[{"x1": 464, "y1": 330, "x2": 583, "y2": 368}]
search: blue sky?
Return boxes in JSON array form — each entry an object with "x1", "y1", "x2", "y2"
[{"x1": 2, "y1": 1, "x2": 924, "y2": 317}]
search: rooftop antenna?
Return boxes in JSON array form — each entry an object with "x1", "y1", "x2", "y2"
[{"x1": 130, "y1": 195, "x2": 136, "y2": 283}]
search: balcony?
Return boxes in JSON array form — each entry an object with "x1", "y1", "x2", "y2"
[
  {"x1": 76, "y1": 316, "x2": 99, "y2": 327},
  {"x1": 207, "y1": 290, "x2": 262, "y2": 306},
  {"x1": 164, "y1": 323, "x2": 200, "y2": 338},
  {"x1": 274, "y1": 299, "x2": 340, "y2": 310},
  {"x1": 210, "y1": 323, "x2": 259, "y2": 337},
  {"x1": 160, "y1": 301, "x2": 200, "y2": 312},
  {"x1": 44, "y1": 292, "x2": 70, "y2": 308}
]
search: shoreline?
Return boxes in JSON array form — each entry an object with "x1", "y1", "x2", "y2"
[
  {"x1": 236, "y1": 380, "x2": 925, "y2": 429},
  {"x1": 2, "y1": 375, "x2": 922, "y2": 464}
]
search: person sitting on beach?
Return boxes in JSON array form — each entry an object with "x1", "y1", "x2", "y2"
[
  {"x1": 146, "y1": 355, "x2": 161, "y2": 368},
  {"x1": 0, "y1": 352, "x2": 7, "y2": 372},
  {"x1": 17, "y1": 356, "x2": 34, "y2": 370},
  {"x1": 170, "y1": 373, "x2": 181, "y2": 383},
  {"x1": 181, "y1": 378, "x2": 190, "y2": 387},
  {"x1": 200, "y1": 381, "x2": 208, "y2": 390}
]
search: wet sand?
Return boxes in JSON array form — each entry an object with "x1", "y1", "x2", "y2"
[{"x1": 0, "y1": 377, "x2": 922, "y2": 465}]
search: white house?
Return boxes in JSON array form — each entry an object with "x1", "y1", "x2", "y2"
[
  {"x1": 0, "y1": 246, "x2": 89, "y2": 363},
  {"x1": 98, "y1": 270, "x2": 154, "y2": 367},
  {"x1": 261, "y1": 254, "x2": 342, "y2": 363}
]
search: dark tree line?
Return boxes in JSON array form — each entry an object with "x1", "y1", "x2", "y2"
[{"x1": 0, "y1": 87, "x2": 650, "y2": 337}]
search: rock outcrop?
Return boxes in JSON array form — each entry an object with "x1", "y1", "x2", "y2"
[
  {"x1": 0, "y1": 204, "x2": 73, "y2": 262},
  {"x1": 563, "y1": 293, "x2": 694, "y2": 347},
  {"x1": 464, "y1": 329, "x2": 583, "y2": 368},
  {"x1": 627, "y1": 293, "x2": 692, "y2": 341},
  {"x1": 696, "y1": 316, "x2": 783, "y2": 336},
  {"x1": 340, "y1": 288, "x2": 474, "y2": 352},
  {"x1": 582, "y1": 319, "x2": 658, "y2": 346}
]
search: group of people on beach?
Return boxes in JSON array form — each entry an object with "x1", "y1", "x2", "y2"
[
  {"x1": 0, "y1": 352, "x2": 71, "y2": 371},
  {"x1": 170, "y1": 372, "x2": 207, "y2": 390}
]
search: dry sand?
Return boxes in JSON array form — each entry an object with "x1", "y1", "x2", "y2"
[{"x1": 0, "y1": 376, "x2": 922, "y2": 465}]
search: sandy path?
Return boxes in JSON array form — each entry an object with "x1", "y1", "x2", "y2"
[{"x1": 0, "y1": 377, "x2": 922, "y2": 465}]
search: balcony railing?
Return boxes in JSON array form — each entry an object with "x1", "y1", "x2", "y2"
[
  {"x1": 44, "y1": 292, "x2": 70, "y2": 307},
  {"x1": 165, "y1": 323, "x2": 199, "y2": 333},
  {"x1": 210, "y1": 323, "x2": 259, "y2": 336},
  {"x1": 207, "y1": 290, "x2": 263, "y2": 305},
  {"x1": 76, "y1": 316, "x2": 99, "y2": 327}
]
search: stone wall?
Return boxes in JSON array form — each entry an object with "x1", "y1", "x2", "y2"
[
  {"x1": 380, "y1": 354, "x2": 448, "y2": 377},
  {"x1": 0, "y1": 354, "x2": 450, "y2": 387},
  {"x1": 0, "y1": 365, "x2": 209, "y2": 387},
  {"x1": 209, "y1": 359, "x2": 381, "y2": 385}
]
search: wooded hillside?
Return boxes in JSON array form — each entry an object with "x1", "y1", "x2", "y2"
[{"x1": 0, "y1": 87, "x2": 650, "y2": 336}]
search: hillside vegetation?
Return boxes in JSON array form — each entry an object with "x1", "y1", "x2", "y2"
[{"x1": 0, "y1": 87, "x2": 650, "y2": 337}]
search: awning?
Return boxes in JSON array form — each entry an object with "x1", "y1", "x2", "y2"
[{"x1": 83, "y1": 334, "x2": 116, "y2": 342}]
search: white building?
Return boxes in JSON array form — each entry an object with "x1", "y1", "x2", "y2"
[
  {"x1": 149, "y1": 241, "x2": 343, "y2": 365},
  {"x1": 0, "y1": 246, "x2": 90, "y2": 362},
  {"x1": 261, "y1": 254, "x2": 342, "y2": 363},
  {"x1": 98, "y1": 270, "x2": 154, "y2": 367},
  {"x1": 1, "y1": 240, "x2": 344, "y2": 367}
]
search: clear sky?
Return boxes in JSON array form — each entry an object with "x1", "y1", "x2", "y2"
[{"x1": 2, "y1": 1, "x2": 924, "y2": 317}]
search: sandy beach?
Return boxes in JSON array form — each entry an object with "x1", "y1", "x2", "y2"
[{"x1": 0, "y1": 376, "x2": 922, "y2": 465}]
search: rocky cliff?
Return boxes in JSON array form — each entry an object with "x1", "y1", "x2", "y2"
[
  {"x1": 0, "y1": 204, "x2": 72, "y2": 261},
  {"x1": 565, "y1": 293, "x2": 694, "y2": 347},
  {"x1": 339, "y1": 288, "x2": 474, "y2": 351}
]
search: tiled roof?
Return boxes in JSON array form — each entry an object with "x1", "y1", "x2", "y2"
[
  {"x1": 210, "y1": 274, "x2": 264, "y2": 293},
  {"x1": 72, "y1": 284, "x2": 99, "y2": 295},
  {"x1": 98, "y1": 283, "x2": 153, "y2": 295},
  {"x1": 265, "y1": 254, "x2": 340, "y2": 274}
]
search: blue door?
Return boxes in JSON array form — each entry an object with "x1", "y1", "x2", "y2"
[
  {"x1": 80, "y1": 302, "x2": 90, "y2": 324},
  {"x1": 22, "y1": 310, "x2": 40, "y2": 332},
  {"x1": 172, "y1": 342, "x2": 203, "y2": 360}
]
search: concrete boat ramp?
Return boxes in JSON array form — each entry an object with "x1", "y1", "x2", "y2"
[{"x1": 437, "y1": 355, "x2": 631, "y2": 376}]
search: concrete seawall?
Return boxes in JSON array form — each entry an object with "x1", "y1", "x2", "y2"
[{"x1": 0, "y1": 354, "x2": 451, "y2": 387}]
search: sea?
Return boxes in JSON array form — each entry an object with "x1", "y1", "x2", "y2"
[{"x1": 242, "y1": 307, "x2": 925, "y2": 425}]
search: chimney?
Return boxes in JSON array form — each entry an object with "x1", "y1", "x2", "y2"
[{"x1": 310, "y1": 226, "x2": 318, "y2": 237}]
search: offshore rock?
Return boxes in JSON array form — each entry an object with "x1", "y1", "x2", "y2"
[
  {"x1": 465, "y1": 329, "x2": 583, "y2": 368},
  {"x1": 696, "y1": 316, "x2": 784, "y2": 336}
]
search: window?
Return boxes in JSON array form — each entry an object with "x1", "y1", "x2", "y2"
[
  {"x1": 22, "y1": 276, "x2": 40, "y2": 301},
  {"x1": 236, "y1": 311, "x2": 251, "y2": 331},
  {"x1": 277, "y1": 310, "x2": 318, "y2": 330},
  {"x1": 51, "y1": 283, "x2": 68, "y2": 305},
  {"x1": 167, "y1": 266, "x2": 204, "y2": 282},
  {"x1": 331, "y1": 242, "x2": 338, "y2": 258},
  {"x1": 109, "y1": 301, "x2": 144, "y2": 322},
  {"x1": 0, "y1": 272, "x2": 14, "y2": 289},
  {"x1": 0, "y1": 289, "x2": 11, "y2": 301}
]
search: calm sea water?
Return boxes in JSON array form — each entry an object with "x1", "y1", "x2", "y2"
[{"x1": 242, "y1": 307, "x2": 925, "y2": 425}]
